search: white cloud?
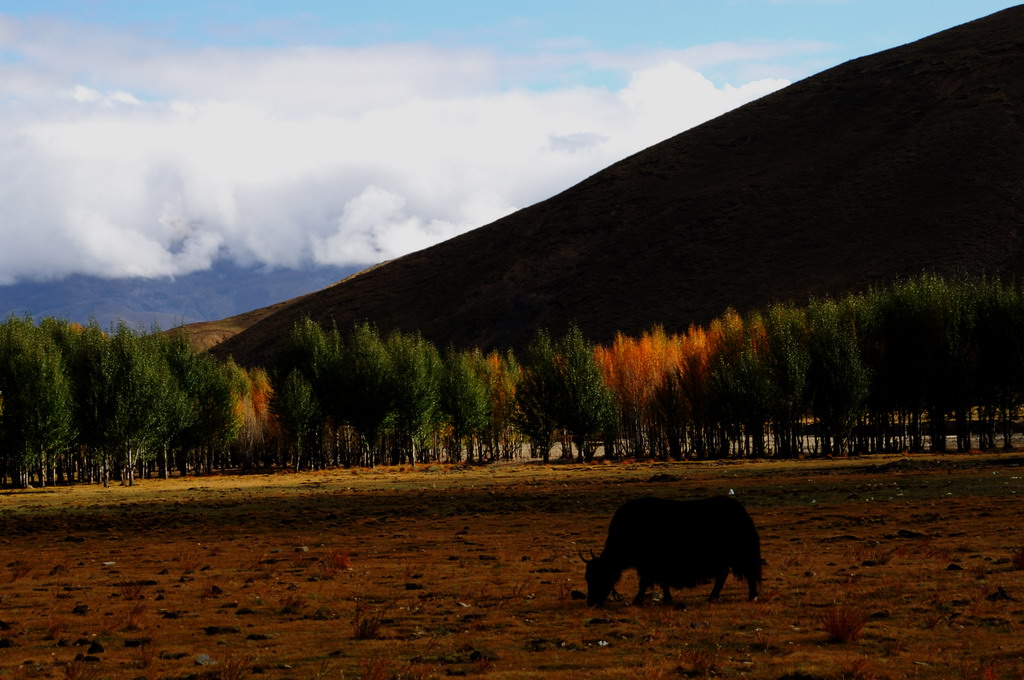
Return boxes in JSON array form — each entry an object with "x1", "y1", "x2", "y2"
[
  {"x1": 549, "y1": 132, "x2": 609, "y2": 154},
  {"x1": 0, "y1": 16, "x2": 815, "y2": 282},
  {"x1": 312, "y1": 185, "x2": 474, "y2": 265}
]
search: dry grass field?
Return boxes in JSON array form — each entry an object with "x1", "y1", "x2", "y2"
[{"x1": 1, "y1": 453, "x2": 1023, "y2": 680}]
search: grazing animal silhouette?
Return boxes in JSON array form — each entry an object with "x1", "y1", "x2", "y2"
[{"x1": 583, "y1": 496, "x2": 762, "y2": 606}]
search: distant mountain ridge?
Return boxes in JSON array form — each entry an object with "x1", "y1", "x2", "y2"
[
  {"x1": 0, "y1": 263, "x2": 358, "y2": 330},
  {"x1": 190, "y1": 5, "x2": 1023, "y2": 364}
]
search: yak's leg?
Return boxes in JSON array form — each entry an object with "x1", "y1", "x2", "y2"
[
  {"x1": 633, "y1": 576, "x2": 651, "y2": 605},
  {"x1": 660, "y1": 584, "x2": 673, "y2": 604},
  {"x1": 707, "y1": 568, "x2": 729, "y2": 602},
  {"x1": 747, "y1": 578, "x2": 759, "y2": 601}
]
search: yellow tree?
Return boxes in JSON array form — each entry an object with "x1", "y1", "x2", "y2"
[
  {"x1": 672, "y1": 323, "x2": 722, "y2": 458},
  {"x1": 234, "y1": 366, "x2": 278, "y2": 469},
  {"x1": 482, "y1": 350, "x2": 520, "y2": 460},
  {"x1": 596, "y1": 328, "x2": 678, "y2": 459}
]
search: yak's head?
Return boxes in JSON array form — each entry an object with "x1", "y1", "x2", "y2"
[{"x1": 582, "y1": 552, "x2": 619, "y2": 607}]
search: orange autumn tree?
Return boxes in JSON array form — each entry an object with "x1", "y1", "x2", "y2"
[
  {"x1": 649, "y1": 323, "x2": 723, "y2": 460},
  {"x1": 595, "y1": 327, "x2": 679, "y2": 459}
]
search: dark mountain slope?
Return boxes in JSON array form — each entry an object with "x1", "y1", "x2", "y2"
[{"x1": 213, "y1": 6, "x2": 1024, "y2": 365}]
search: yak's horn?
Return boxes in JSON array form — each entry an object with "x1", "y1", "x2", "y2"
[{"x1": 578, "y1": 550, "x2": 596, "y2": 563}]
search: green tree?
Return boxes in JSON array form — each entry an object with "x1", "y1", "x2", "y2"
[
  {"x1": 335, "y1": 323, "x2": 397, "y2": 465},
  {"x1": 272, "y1": 317, "x2": 337, "y2": 467},
  {"x1": 60, "y1": 321, "x2": 118, "y2": 483},
  {"x1": 709, "y1": 312, "x2": 771, "y2": 458},
  {"x1": 873, "y1": 275, "x2": 972, "y2": 452},
  {"x1": 552, "y1": 324, "x2": 617, "y2": 462},
  {"x1": 272, "y1": 369, "x2": 321, "y2": 470},
  {"x1": 806, "y1": 298, "x2": 870, "y2": 456},
  {"x1": 514, "y1": 330, "x2": 560, "y2": 463},
  {"x1": 273, "y1": 317, "x2": 334, "y2": 404},
  {"x1": 974, "y1": 281, "x2": 1024, "y2": 449},
  {"x1": 102, "y1": 324, "x2": 170, "y2": 485},
  {"x1": 439, "y1": 348, "x2": 490, "y2": 462},
  {"x1": 937, "y1": 278, "x2": 980, "y2": 452},
  {"x1": 386, "y1": 330, "x2": 441, "y2": 465},
  {"x1": 762, "y1": 304, "x2": 811, "y2": 458},
  {"x1": 156, "y1": 332, "x2": 206, "y2": 477},
  {"x1": 0, "y1": 316, "x2": 75, "y2": 487},
  {"x1": 872, "y1": 280, "x2": 930, "y2": 451}
]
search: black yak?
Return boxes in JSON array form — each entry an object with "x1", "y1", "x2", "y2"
[{"x1": 583, "y1": 496, "x2": 762, "y2": 606}]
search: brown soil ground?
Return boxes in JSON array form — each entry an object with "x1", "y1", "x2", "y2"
[{"x1": 1, "y1": 454, "x2": 1023, "y2": 679}]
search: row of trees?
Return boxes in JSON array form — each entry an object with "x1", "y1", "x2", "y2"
[
  {"x1": 269, "y1": 318, "x2": 617, "y2": 468},
  {"x1": 1, "y1": 275, "x2": 1023, "y2": 485},
  {"x1": 596, "y1": 275, "x2": 1024, "y2": 459},
  {"x1": 264, "y1": 275, "x2": 1024, "y2": 467},
  {"x1": 0, "y1": 317, "x2": 274, "y2": 487}
]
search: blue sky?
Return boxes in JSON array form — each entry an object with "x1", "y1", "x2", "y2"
[
  {"x1": 0, "y1": 1, "x2": 1017, "y2": 282},
  {"x1": 7, "y1": 1, "x2": 1013, "y2": 50},
  {"x1": 8, "y1": 2, "x2": 1014, "y2": 57}
]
